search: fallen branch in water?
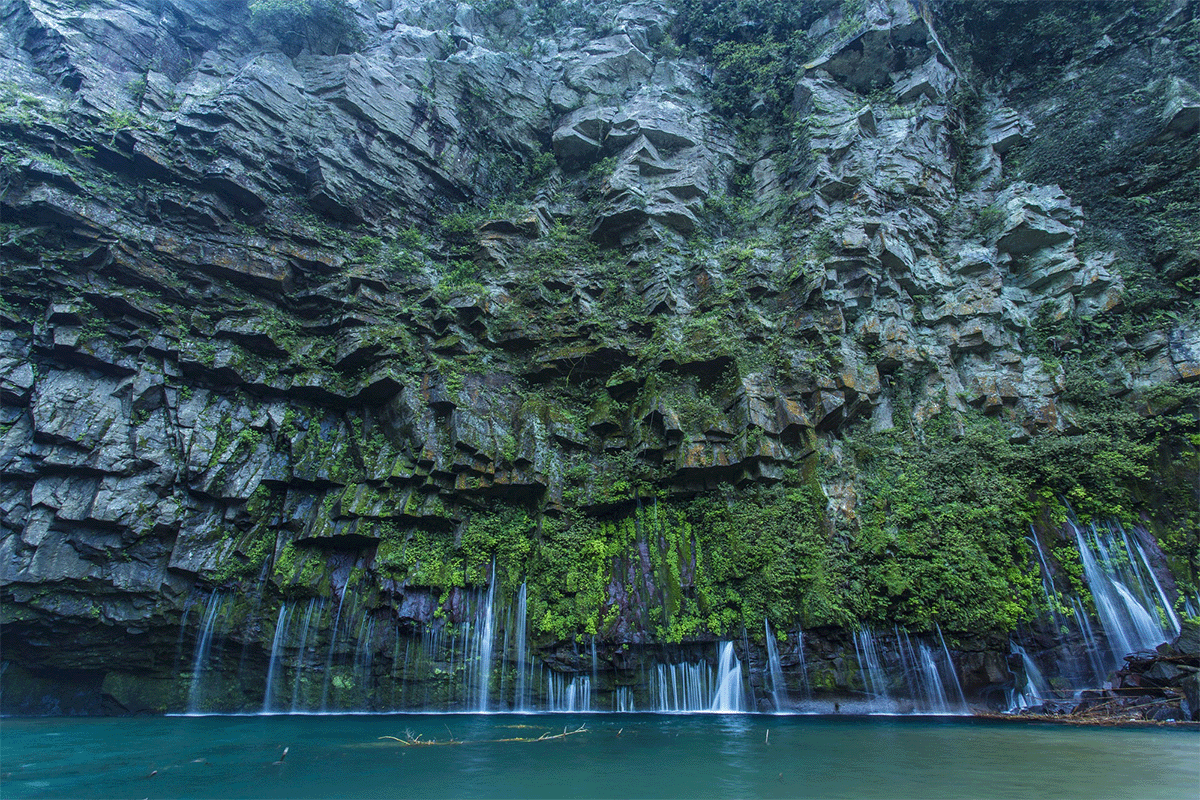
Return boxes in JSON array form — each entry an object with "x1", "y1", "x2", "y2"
[
  {"x1": 494, "y1": 724, "x2": 589, "y2": 743},
  {"x1": 378, "y1": 728, "x2": 459, "y2": 747},
  {"x1": 377, "y1": 724, "x2": 589, "y2": 747},
  {"x1": 1073, "y1": 698, "x2": 1182, "y2": 718}
]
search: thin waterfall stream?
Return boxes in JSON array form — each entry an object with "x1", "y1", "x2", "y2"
[
  {"x1": 167, "y1": 515, "x2": 1184, "y2": 717},
  {"x1": 764, "y1": 620, "x2": 788, "y2": 711}
]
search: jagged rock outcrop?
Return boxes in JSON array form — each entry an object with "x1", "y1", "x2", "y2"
[{"x1": 1, "y1": 0, "x2": 1197, "y2": 714}]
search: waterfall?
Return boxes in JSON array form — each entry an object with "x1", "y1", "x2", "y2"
[
  {"x1": 614, "y1": 686, "x2": 635, "y2": 712},
  {"x1": 174, "y1": 595, "x2": 197, "y2": 672},
  {"x1": 1125, "y1": 529, "x2": 1181, "y2": 634},
  {"x1": 1002, "y1": 515, "x2": 1180, "y2": 711},
  {"x1": 472, "y1": 570, "x2": 498, "y2": 711},
  {"x1": 513, "y1": 583, "x2": 529, "y2": 711},
  {"x1": 852, "y1": 628, "x2": 890, "y2": 710},
  {"x1": 1072, "y1": 520, "x2": 1176, "y2": 673},
  {"x1": 591, "y1": 637, "x2": 599, "y2": 693},
  {"x1": 1028, "y1": 531, "x2": 1066, "y2": 628},
  {"x1": 187, "y1": 593, "x2": 225, "y2": 713},
  {"x1": 710, "y1": 642, "x2": 746, "y2": 712},
  {"x1": 1010, "y1": 641, "x2": 1050, "y2": 710},
  {"x1": 352, "y1": 614, "x2": 377, "y2": 707},
  {"x1": 896, "y1": 631, "x2": 930, "y2": 711},
  {"x1": 647, "y1": 644, "x2": 747, "y2": 712},
  {"x1": 319, "y1": 584, "x2": 350, "y2": 710},
  {"x1": 652, "y1": 661, "x2": 712, "y2": 711},
  {"x1": 918, "y1": 644, "x2": 950, "y2": 713},
  {"x1": 262, "y1": 603, "x2": 292, "y2": 712},
  {"x1": 1070, "y1": 596, "x2": 1108, "y2": 685},
  {"x1": 290, "y1": 598, "x2": 322, "y2": 711},
  {"x1": 547, "y1": 673, "x2": 591, "y2": 712},
  {"x1": 795, "y1": 627, "x2": 811, "y2": 699},
  {"x1": 936, "y1": 624, "x2": 967, "y2": 708},
  {"x1": 764, "y1": 620, "x2": 787, "y2": 711}
]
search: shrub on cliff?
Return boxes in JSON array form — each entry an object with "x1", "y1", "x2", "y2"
[
  {"x1": 672, "y1": 0, "x2": 824, "y2": 130},
  {"x1": 248, "y1": 0, "x2": 363, "y2": 56}
]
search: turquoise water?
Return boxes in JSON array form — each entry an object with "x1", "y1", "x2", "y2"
[{"x1": 2, "y1": 714, "x2": 1196, "y2": 799}]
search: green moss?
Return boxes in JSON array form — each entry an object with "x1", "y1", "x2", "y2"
[
  {"x1": 212, "y1": 524, "x2": 276, "y2": 584},
  {"x1": 272, "y1": 541, "x2": 300, "y2": 582},
  {"x1": 671, "y1": 0, "x2": 823, "y2": 135}
]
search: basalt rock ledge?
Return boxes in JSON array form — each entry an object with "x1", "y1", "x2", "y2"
[{"x1": 1, "y1": 0, "x2": 1197, "y2": 716}]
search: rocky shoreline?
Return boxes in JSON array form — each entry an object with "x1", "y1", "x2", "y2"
[
  {"x1": 974, "y1": 712, "x2": 1199, "y2": 730},
  {"x1": 990, "y1": 623, "x2": 1200, "y2": 724}
]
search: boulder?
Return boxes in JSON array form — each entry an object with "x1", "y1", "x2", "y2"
[
  {"x1": 984, "y1": 107, "x2": 1032, "y2": 154},
  {"x1": 1160, "y1": 76, "x2": 1200, "y2": 137}
]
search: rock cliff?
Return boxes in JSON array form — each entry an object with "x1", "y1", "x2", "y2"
[{"x1": 1, "y1": 0, "x2": 1197, "y2": 714}]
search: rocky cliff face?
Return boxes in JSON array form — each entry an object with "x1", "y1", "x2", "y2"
[{"x1": 1, "y1": 0, "x2": 1197, "y2": 715}]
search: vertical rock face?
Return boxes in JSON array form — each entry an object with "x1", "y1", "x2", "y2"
[{"x1": 1, "y1": 0, "x2": 1197, "y2": 714}]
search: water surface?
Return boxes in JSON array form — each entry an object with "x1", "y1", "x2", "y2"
[{"x1": 3, "y1": 714, "x2": 1195, "y2": 799}]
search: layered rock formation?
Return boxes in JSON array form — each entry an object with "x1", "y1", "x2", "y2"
[{"x1": 1, "y1": 0, "x2": 1197, "y2": 714}]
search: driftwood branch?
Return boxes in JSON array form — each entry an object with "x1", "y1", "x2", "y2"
[{"x1": 380, "y1": 724, "x2": 588, "y2": 747}]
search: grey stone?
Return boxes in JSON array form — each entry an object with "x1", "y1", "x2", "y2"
[
  {"x1": 1161, "y1": 76, "x2": 1200, "y2": 136},
  {"x1": 984, "y1": 107, "x2": 1032, "y2": 154}
]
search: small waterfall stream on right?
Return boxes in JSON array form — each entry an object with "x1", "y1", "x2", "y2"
[{"x1": 1009, "y1": 516, "x2": 1182, "y2": 711}]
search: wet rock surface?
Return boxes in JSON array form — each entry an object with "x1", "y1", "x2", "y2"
[
  {"x1": 1014, "y1": 622, "x2": 1200, "y2": 722},
  {"x1": 1, "y1": 0, "x2": 1197, "y2": 713}
]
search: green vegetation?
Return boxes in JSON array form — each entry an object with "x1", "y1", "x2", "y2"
[
  {"x1": 940, "y1": 0, "x2": 1199, "y2": 340},
  {"x1": 4, "y1": 0, "x2": 1191, "y2": 667},
  {"x1": 0, "y1": 83, "x2": 67, "y2": 126},
  {"x1": 840, "y1": 416, "x2": 1041, "y2": 632},
  {"x1": 350, "y1": 372, "x2": 1196, "y2": 644},
  {"x1": 672, "y1": 1, "x2": 826, "y2": 133},
  {"x1": 841, "y1": 392, "x2": 1199, "y2": 621},
  {"x1": 248, "y1": 0, "x2": 363, "y2": 55}
]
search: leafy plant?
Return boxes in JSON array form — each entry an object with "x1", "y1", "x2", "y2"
[{"x1": 248, "y1": 0, "x2": 363, "y2": 56}]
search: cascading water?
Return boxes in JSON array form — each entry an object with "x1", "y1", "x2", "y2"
[
  {"x1": 917, "y1": 644, "x2": 951, "y2": 714},
  {"x1": 764, "y1": 620, "x2": 788, "y2": 712},
  {"x1": 187, "y1": 592, "x2": 225, "y2": 713},
  {"x1": 1070, "y1": 596, "x2": 1108, "y2": 685},
  {"x1": 896, "y1": 630, "x2": 951, "y2": 714},
  {"x1": 1009, "y1": 641, "x2": 1050, "y2": 711},
  {"x1": 835, "y1": 628, "x2": 968, "y2": 715},
  {"x1": 174, "y1": 595, "x2": 197, "y2": 670},
  {"x1": 591, "y1": 637, "x2": 598, "y2": 693},
  {"x1": 1028, "y1": 531, "x2": 1067, "y2": 629},
  {"x1": 794, "y1": 627, "x2": 812, "y2": 700},
  {"x1": 172, "y1": 520, "x2": 1182, "y2": 717},
  {"x1": 652, "y1": 661, "x2": 713, "y2": 711},
  {"x1": 1002, "y1": 514, "x2": 1183, "y2": 713},
  {"x1": 352, "y1": 614, "x2": 377, "y2": 707},
  {"x1": 471, "y1": 571, "x2": 498, "y2": 711},
  {"x1": 644, "y1": 643, "x2": 746, "y2": 712},
  {"x1": 710, "y1": 642, "x2": 746, "y2": 712},
  {"x1": 936, "y1": 624, "x2": 967, "y2": 708},
  {"x1": 319, "y1": 584, "x2": 350, "y2": 711},
  {"x1": 262, "y1": 603, "x2": 292, "y2": 713},
  {"x1": 546, "y1": 673, "x2": 591, "y2": 712},
  {"x1": 178, "y1": 596, "x2": 988, "y2": 714},
  {"x1": 852, "y1": 628, "x2": 890, "y2": 711},
  {"x1": 1072, "y1": 519, "x2": 1178, "y2": 672},
  {"x1": 513, "y1": 583, "x2": 529, "y2": 712},
  {"x1": 290, "y1": 598, "x2": 323, "y2": 711}
]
